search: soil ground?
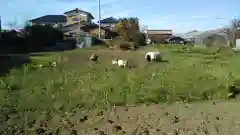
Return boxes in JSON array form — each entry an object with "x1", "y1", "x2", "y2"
[{"x1": 42, "y1": 101, "x2": 240, "y2": 135}]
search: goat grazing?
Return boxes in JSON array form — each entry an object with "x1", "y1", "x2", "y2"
[
  {"x1": 52, "y1": 61, "x2": 57, "y2": 67},
  {"x1": 112, "y1": 58, "x2": 128, "y2": 68},
  {"x1": 90, "y1": 53, "x2": 98, "y2": 62},
  {"x1": 145, "y1": 52, "x2": 161, "y2": 62}
]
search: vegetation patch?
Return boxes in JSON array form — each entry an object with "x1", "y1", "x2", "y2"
[{"x1": 1, "y1": 45, "x2": 240, "y2": 134}]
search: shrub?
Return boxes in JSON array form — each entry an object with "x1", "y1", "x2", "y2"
[
  {"x1": 116, "y1": 41, "x2": 133, "y2": 50},
  {"x1": 112, "y1": 38, "x2": 134, "y2": 50},
  {"x1": 133, "y1": 32, "x2": 146, "y2": 46},
  {"x1": 191, "y1": 45, "x2": 220, "y2": 54},
  {"x1": 228, "y1": 79, "x2": 240, "y2": 99},
  {"x1": 103, "y1": 39, "x2": 115, "y2": 49},
  {"x1": 1, "y1": 25, "x2": 65, "y2": 53},
  {"x1": 24, "y1": 24, "x2": 64, "y2": 51}
]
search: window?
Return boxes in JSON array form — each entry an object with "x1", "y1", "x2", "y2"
[
  {"x1": 58, "y1": 24, "x2": 63, "y2": 28},
  {"x1": 111, "y1": 24, "x2": 115, "y2": 27},
  {"x1": 69, "y1": 32, "x2": 76, "y2": 36},
  {"x1": 72, "y1": 18, "x2": 79, "y2": 21}
]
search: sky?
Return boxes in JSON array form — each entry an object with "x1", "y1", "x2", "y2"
[{"x1": 0, "y1": 0, "x2": 239, "y2": 33}]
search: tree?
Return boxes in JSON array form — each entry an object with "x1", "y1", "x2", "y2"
[
  {"x1": 23, "y1": 24, "x2": 64, "y2": 52},
  {"x1": 232, "y1": 19, "x2": 240, "y2": 29},
  {"x1": 133, "y1": 32, "x2": 146, "y2": 46},
  {"x1": 231, "y1": 19, "x2": 240, "y2": 47},
  {"x1": 115, "y1": 17, "x2": 140, "y2": 41}
]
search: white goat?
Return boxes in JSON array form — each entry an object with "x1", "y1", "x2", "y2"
[
  {"x1": 145, "y1": 52, "x2": 161, "y2": 61},
  {"x1": 52, "y1": 61, "x2": 57, "y2": 67},
  {"x1": 112, "y1": 59, "x2": 128, "y2": 68}
]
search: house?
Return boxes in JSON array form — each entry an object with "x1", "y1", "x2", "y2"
[
  {"x1": 63, "y1": 34, "x2": 74, "y2": 40},
  {"x1": 236, "y1": 30, "x2": 240, "y2": 39},
  {"x1": 29, "y1": 15, "x2": 67, "y2": 28},
  {"x1": 28, "y1": 8, "x2": 94, "y2": 32},
  {"x1": 165, "y1": 36, "x2": 185, "y2": 44},
  {"x1": 9, "y1": 29, "x2": 26, "y2": 37},
  {"x1": 80, "y1": 24, "x2": 117, "y2": 39},
  {"x1": 63, "y1": 8, "x2": 94, "y2": 25},
  {"x1": 235, "y1": 30, "x2": 240, "y2": 48},
  {"x1": 181, "y1": 30, "x2": 202, "y2": 43},
  {"x1": 60, "y1": 22, "x2": 85, "y2": 36},
  {"x1": 144, "y1": 29, "x2": 172, "y2": 44},
  {"x1": 98, "y1": 17, "x2": 118, "y2": 29},
  {"x1": 60, "y1": 8, "x2": 95, "y2": 36}
]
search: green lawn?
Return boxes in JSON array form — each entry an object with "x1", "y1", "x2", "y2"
[{"x1": 1, "y1": 45, "x2": 240, "y2": 133}]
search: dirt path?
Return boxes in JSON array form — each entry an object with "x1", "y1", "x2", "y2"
[{"x1": 68, "y1": 101, "x2": 240, "y2": 135}]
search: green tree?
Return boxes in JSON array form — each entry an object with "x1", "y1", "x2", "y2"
[
  {"x1": 115, "y1": 17, "x2": 140, "y2": 41},
  {"x1": 23, "y1": 24, "x2": 64, "y2": 52}
]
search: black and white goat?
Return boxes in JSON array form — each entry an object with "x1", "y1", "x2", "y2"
[{"x1": 145, "y1": 52, "x2": 161, "y2": 62}]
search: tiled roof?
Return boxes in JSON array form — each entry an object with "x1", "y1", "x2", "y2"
[
  {"x1": 81, "y1": 23, "x2": 108, "y2": 31},
  {"x1": 29, "y1": 15, "x2": 67, "y2": 23},
  {"x1": 80, "y1": 24, "x2": 107, "y2": 31},
  {"x1": 98, "y1": 17, "x2": 118, "y2": 23},
  {"x1": 60, "y1": 22, "x2": 80, "y2": 32},
  {"x1": 61, "y1": 22, "x2": 80, "y2": 28},
  {"x1": 63, "y1": 8, "x2": 94, "y2": 19}
]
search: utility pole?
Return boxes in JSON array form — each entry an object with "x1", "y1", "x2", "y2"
[
  {"x1": 0, "y1": 16, "x2": 1, "y2": 40},
  {"x1": 0, "y1": 16, "x2": 1, "y2": 32},
  {"x1": 98, "y1": 0, "x2": 101, "y2": 39}
]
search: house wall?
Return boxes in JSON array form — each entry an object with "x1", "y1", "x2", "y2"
[
  {"x1": 64, "y1": 28, "x2": 85, "y2": 36},
  {"x1": 87, "y1": 28, "x2": 105, "y2": 38},
  {"x1": 31, "y1": 22, "x2": 67, "y2": 28},
  {"x1": 61, "y1": 23, "x2": 85, "y2": 36},
  {"x1": 101, "y1": 23, "x2": 116, "y2": 28},
  {"x1": 236, "y1": 31, "x2": 240, "y2": 39},
  {"x1": 66, "y1": 13, "x2": 91, "y2": 25},
  {"x1": 147, "y1": 34, "x2": 172, "y2": 43},
  {"x1": 169, "y1": 37, "x2": 185, "y2": 44}
]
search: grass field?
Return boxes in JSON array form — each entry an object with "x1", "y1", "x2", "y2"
[{"x1": 1, "y1": 45, "x2": 240, "y2": 134}]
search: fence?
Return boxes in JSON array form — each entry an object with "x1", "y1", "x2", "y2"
[{"x1": 76, "y1": 34, "x2": 92, "y2": 48}]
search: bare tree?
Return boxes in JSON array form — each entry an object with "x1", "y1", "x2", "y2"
[
  {"x1": 232, "y1": 19, "x2": 240, "y2": 28},
  {"x1": 231, "y1": 19, "x2": 240, "y2": 47}
]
